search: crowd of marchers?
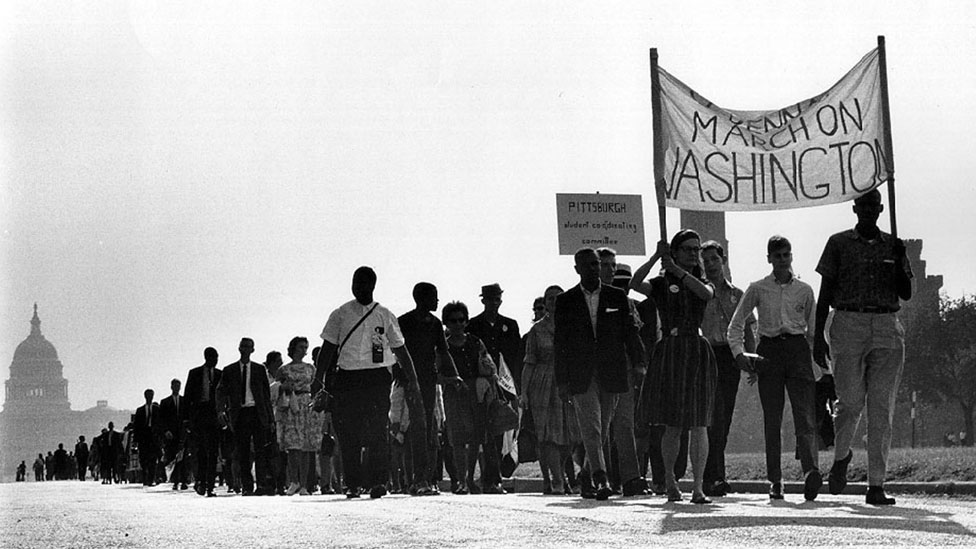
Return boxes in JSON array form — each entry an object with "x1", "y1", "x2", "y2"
[{"x1": 18, "y1": 191, "x2": 913, "y2": 506}]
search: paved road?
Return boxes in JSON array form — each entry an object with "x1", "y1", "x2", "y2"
[{"x1": 2, "y1": 481, "x2": 975, "y2": 548}]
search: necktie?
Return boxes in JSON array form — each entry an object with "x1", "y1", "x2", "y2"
[{"x1": 241, "y1": 363, "x2": 248, "y2": 403}]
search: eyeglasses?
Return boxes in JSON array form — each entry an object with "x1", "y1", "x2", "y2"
[
  {"x1": 678, "y1": 245, "x2": 701, "y2": 253},
  {"x1": 446, "y1": 317, "x2": 467, "y2": 324}
]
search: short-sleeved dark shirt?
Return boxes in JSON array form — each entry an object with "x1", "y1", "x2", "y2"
[
  {"x1": 815, "y1": 228, "x2": 913, "y2": 310},
  {"x1": 397, "y1": 309, "x2": 449, "y2": 383}
]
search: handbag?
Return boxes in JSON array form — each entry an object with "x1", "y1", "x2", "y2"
[
  {"x1": 488, "y1": 391, "x2": 520, "y2": 436},
  {"x1": 311, "y1": 304, "x2": 379, "y2": 413},
  {"x1": 310, "y1": 388, "x2": 334, "y2": 413}
]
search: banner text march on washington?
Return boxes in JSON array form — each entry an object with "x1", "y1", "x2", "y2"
[{"x1": 658, "y1": 48, "x2": 889, "y2": 212}]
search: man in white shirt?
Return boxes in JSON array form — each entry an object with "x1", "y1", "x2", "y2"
[
  {"x1": 315, "y1": 266, "x2": 421, "y2": 499},
  {"x1": 727, "y1": 235, "x2": 822, "y2": 501}
]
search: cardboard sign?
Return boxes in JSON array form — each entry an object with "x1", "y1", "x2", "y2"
[{"x1": 556, "y1": 193, "x2": 645, "y2": 255}]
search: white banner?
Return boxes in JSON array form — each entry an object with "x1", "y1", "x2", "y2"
[{"x1": 657, "y1": 48, "x2": 890, "y2": 211}]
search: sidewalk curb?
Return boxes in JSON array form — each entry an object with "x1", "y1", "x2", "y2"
[{"x1": 463, "y1": 478, "x2": 976, "y2": 497}]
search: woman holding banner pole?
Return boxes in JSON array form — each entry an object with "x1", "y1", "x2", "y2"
[{"x1": 632, "y1": 229, "x2": 717, "y2": 504}]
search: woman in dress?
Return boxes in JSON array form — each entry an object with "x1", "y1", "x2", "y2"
[
  {"x1": 276, "y1": 336, "x2": 323, "y2": 496},
  {"x1": 521, "y1": 284, "x2": 575, "y2": 494},
  {"x1": 632, "y1": 229, "x2": 717, "y2": 504},
  {"x1": 440, "y1": 301, "x2": 499, "y2": 494}
]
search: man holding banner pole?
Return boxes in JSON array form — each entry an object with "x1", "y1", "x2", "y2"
[{"x1": 813, "y1": 189, "x2": 913, "y2": 505}]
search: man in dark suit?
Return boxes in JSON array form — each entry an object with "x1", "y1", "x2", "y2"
[
  {"x1": 74, "y1": 436, "x2": 90, "y2": 481},
  {"x1": 467, "y1": 282, "x2": 521, "y2": 494},
  {"x1": 216, "y1": 337, "x2": 274, "y2": 496},
  {"x1": 185, "y1": 347, "x2": 221, "y2": 497},
  {"x1": 159, "y1": 378, "x2": 187, "y2": 490},
  {"x1": 99, "y1": 422, "x2": 122, "y2": 483},
  {"x1": 134, "y1": 388, "x2": 162, "y2": 486},
  {"x1": 554, "y1": 247, "x2": 645, "y2": 501}
]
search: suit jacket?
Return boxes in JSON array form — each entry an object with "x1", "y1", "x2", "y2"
[
  {"x1": 158, "y1": 394, "x2": 186, "y2": 439},
  {"x1": 99, "y1": 430, "x2": 122, "y2": 462},
  {"x1": 184, "y1": 365, "x2": 222, "y2": 426},
  {"x1": 134, "y1": 402, "x2": 161, "y2": 448},
  {"x1": 215, "y1": 361, "x2": 273, "y2": 430},
  {"x1": 554, "y1": 283, "x2": 645, "y2": 395}
]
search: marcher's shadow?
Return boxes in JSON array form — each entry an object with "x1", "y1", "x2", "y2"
[
  {"x1": 653, "y1": 496, "x2": 974, "y2": 537},
  {"x1": 547, "y1": 494, "x2": 654, "y2": 509}
]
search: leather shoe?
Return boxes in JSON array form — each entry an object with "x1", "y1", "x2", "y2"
[
  {"x1": 828, "y1": 450, "x2": 853, "y2": 495},
  {"x1": 483, "y1": 483, "x2": 506, "y2": 495},
  {"x1": 865, "y1": 486, "x2": 896, "y2": 505},
  {"x1": 593, "y1": 471, "x2": 612, "y2": 501},
  {"x1": 691, "y1": 493, "x2": 712, "y2": 505},
  {"x1": 804, "y1": 470, "x2": 822, "y2": 501},
  {"x1": 622, "y1": 477, "x2": 649, "y2": 497},
  {"x1": 369, "y1": 484, "x2": 388, "y2": 499},
  {"x1": 345, "y1": 487, "x2": 362, "y2": 499},
  {"x1": 579, "y1": 471, "x2": 596, "y2": 499},
  {"x1": 769, "y1": 482, "x2": 784, "y2": 500},
  {"x1": 703, "y1": 480, "x2": 728, "y2": 497}
]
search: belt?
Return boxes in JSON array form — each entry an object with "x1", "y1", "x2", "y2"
[
  {"x1": 761, "y1": 333, "x2": 805, "y2": 341},
  {"x1": 282, "y1": 389, "x2": 309, "y2": 396},
  {"x1": 666, "y1": 327, "x2": 702, "y2": 337},
  {"x1": 835, "y1": 305, "x2": 897, "y2": 314}
]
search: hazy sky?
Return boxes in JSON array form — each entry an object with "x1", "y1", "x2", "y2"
[{"x1": 3, "y1": 1, "x2": 974, "y2": 412}]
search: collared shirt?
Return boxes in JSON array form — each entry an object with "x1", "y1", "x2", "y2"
[
  {"x1": 728, "y1": 273, "x2": 816, "y2": 357},
  {"x1": 200, "y1": 367, "x2": 212, "y2": 403},
  {"x1": 241, "y1": 361, "x2": 255, "y2": 408},
  {"x1": 816, "y1": 228, "x2": 913, "y2": 310},
  {"x1": 322, "y1": 300, "x2": 405, "y2": 371},
  {"x1": 701, "y1": 278, "x2": 754, "y2": 346},
  {"x1": 580, "y1": 283, "x2": 601, "y2": 338}
]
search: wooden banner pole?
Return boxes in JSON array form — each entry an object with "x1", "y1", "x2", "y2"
[
  {"x1": 877, "y1": 35, "x2": 898, "y2": 237},
  {"x1": 650, "y1": 48, "x2": 667, "y2": 242}
]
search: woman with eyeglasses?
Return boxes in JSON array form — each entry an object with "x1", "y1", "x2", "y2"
[
  {"x1": 630, "y1": 229, "x2": 717, "y2": 504},
  {"x1": 521, "y1": 285, "x2": 578, "y2": 495},
  {"x1": 440, "y1": 301, "x2": 499, "y2": 494}
]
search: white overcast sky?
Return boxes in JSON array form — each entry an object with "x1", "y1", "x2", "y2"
[{"x1": 2, "y1": 1, "x2": 974, "y2": 411}]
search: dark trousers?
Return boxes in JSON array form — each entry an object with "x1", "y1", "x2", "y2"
[
  {"x1": 815, "y1": 376, "x2": 837, "y2": 448},
  {"x1": 139, "y1": 442, "x2": 159, "y2": 485},
  {"x1": 411, "y1": 381, "x2": 437, "y2": 485},
  {"x1": 77, "y1": 456, "x2": 88, "y2": 481},
  {"x1": 193, "y1": 413, "x2": 219, "y2": 493},
  {"x1": 757, "y1": 335, "x2": 819, "y2": 483},
  {"x1": 704, "y1": 345, "x2": 740, "y2": 484},
  {"x1": 334, "y1": 368, "x2": 392, "y2": 492},
  {"x1": 233, "y1": 407, "x2": 271, "y2": 494}
]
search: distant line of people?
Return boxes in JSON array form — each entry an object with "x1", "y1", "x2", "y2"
[{"x1": 20, "y1": 190, "x2": 912, "y2": 506}]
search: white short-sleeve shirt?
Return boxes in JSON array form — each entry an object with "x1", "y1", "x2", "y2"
[{"x1": 321, "y1": 300, "x2": 405, "y2": 371}]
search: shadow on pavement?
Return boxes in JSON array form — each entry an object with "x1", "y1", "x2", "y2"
[{"x1": 651, "y1": 496, "x2": 975, "y2": 537}]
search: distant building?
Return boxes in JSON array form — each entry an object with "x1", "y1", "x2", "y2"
[{"x1": 0, "y1": 305, "x2": 132, "y2": 481}]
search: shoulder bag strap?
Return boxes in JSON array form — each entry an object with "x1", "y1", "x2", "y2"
[{"x1": 322, "y1": 303, "x2": 379, "y2": 380}]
